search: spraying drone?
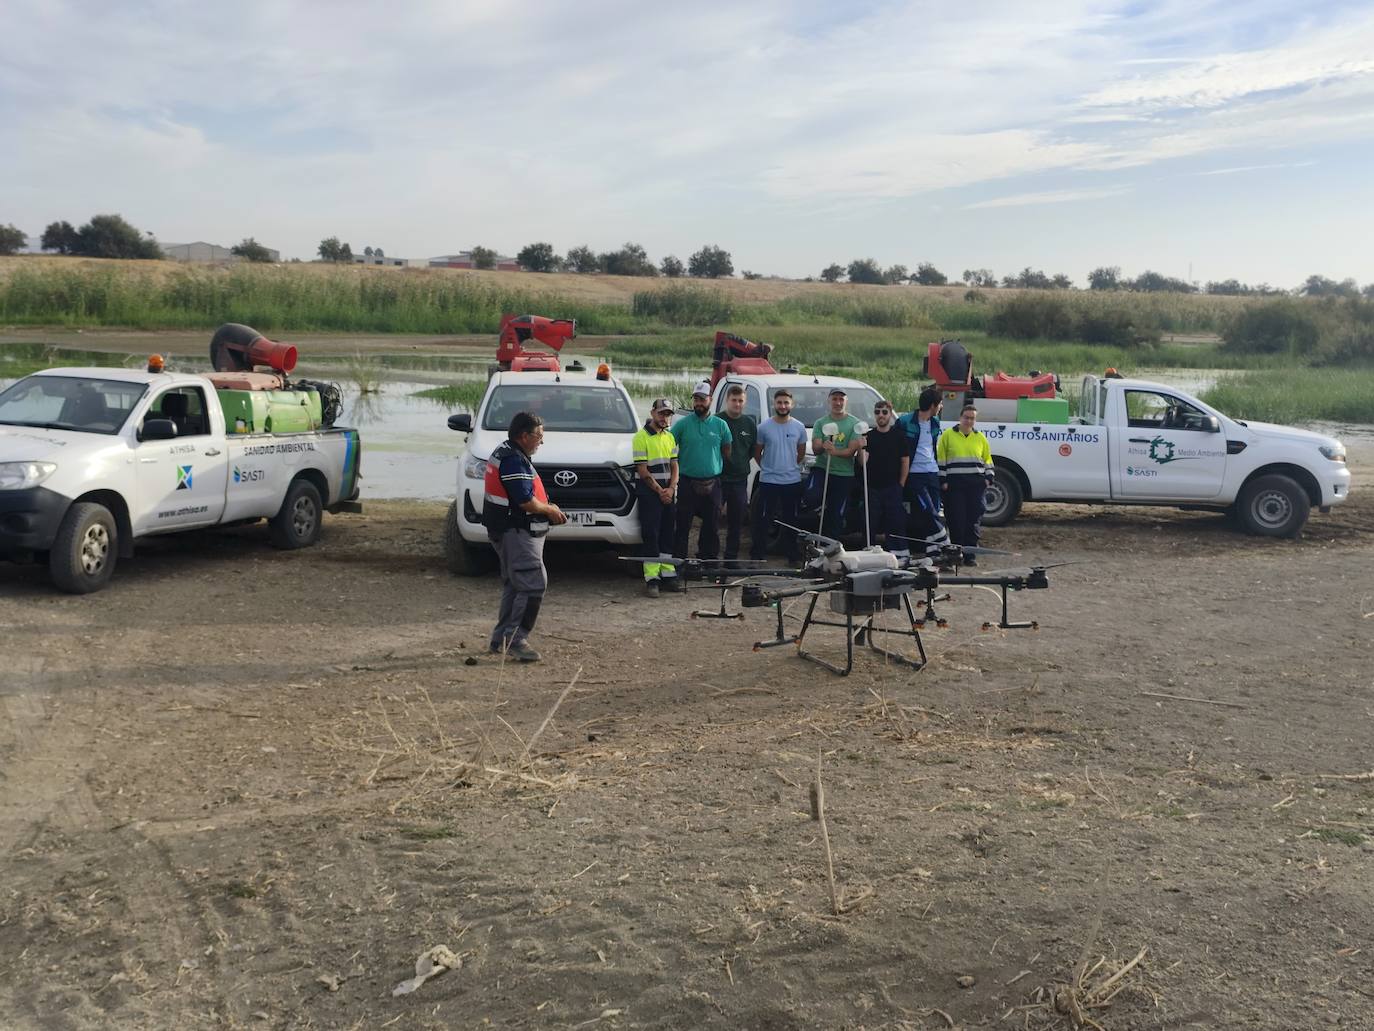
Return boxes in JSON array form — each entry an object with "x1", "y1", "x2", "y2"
[{"x1": 622, "y1": 528, "x2": 1060, "y2": 677}]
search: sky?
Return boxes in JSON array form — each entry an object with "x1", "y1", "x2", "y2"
[{"x1": 4, "y1": 0, "x2": 1374, "y2": 287}]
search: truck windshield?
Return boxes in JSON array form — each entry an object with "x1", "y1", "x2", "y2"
[
  {"x1": 770, "y1": 386, "x2": 884, "y2": 428},
  {"x1": 0, "y1": 376, "x2": 146, "y2": 435},
  {"x1": 481, "y1": 385, "x2": 638, "y2": 433}
]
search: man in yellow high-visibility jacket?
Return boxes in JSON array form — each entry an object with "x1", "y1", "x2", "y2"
[
  {"x1": 936, "y1": 404, "x2": 994, "y2": 564},
  {"x1": 632, "y1": 398, "x2": 684, "y2": 597}
]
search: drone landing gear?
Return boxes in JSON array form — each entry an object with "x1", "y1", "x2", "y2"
[
  {"x1": 794, "y1": 593, "x2": 928, "y2": 677},
  {"x1": 692, "y1": 585, "x2": 744, "y2": 620},
  {"x1": 916, "y1": 589, "x2": 952, "y2": 628},
  {"x1": 754, "y1": 599, "x2": 800, "y2": 651},
  {"x1": 982, "y1": 582, "x2": 1040, "y2": 631}
]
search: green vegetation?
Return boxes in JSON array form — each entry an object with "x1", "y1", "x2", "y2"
[
  {"x1": 412, "y1": 382, "x2": 487, "y2": 409},
  {"x1": 1222, "y1": 297, "x2": 1374, "y2": 364},
  {"x1": 0, "y1": 263, "x2": 1248, "y2": 338},
  {"x1": 1202, "y1": 368, "x2": 1374, "y2": 424},
  {"x1": 1307, "y1": 827, "x2": 1366, "y2": 847}
]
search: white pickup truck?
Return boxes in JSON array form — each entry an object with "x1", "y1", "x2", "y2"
[
  {"x1": 980, "y1": 374, "x2": 1351, "y2": 537},
  {"x1": 444, "y1": 368, "x2": 643, "y2": 573},
  {"x1": 0, "y1": 366, "x2": 362, "y2": 592}
]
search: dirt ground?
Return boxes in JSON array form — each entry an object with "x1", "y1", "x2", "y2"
[{"x1": 2, "y1": 451, "x2": 1371, "y2": 1030}]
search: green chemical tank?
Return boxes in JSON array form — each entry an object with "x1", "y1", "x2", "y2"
[{"x1": 218, "y1": 388, "x2": 324, "y2": 434}]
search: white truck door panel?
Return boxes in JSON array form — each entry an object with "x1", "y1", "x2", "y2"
[
  {"x1": 223, "y1": 438, "x2": 288, "y2": 520},
  {"x1": 133, "y1": 386, "x2": 228, "y2": 532},
  {"x1": 1114, "y1": 389, "x2": 1226, "y2": 499},
  {"x1": 986, "y1": 424, "x2": 1111, "y2": 498}
]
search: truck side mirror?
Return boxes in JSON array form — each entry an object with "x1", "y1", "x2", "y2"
[
  {"x1": 448, "y1": 413, "x2": 473, "y2": 433},
  {"x1": 139, "y1": 418, "x2": 178, "y2": 441},
  {"x1": 1205, "y1": 415, "x2": 1220, "y2": 433}
]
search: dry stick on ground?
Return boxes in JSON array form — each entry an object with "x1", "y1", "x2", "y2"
[
  {"x1": 811, "y1": 749, "x2": 841, "y2": 916},
  {"x1": 1140, "y1": 690, "x2": 1247, "y2": 709},
  {"x1": 1315, "y1": 770, "x2": 1374, "y2": 781},
  {"x1": 518, "y1": 667, "x2": 583, "y2": 770}
]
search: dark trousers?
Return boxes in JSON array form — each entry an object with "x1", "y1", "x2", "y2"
[
  {"x1": 636, "y1": 483, "x2": 677, "y2": 580},
  {"x1": 865, "y1": 484, "x2": 906, "y2": 551},
  {"x1": 905, "y1": 472, "x2": 948, "y2": 552},
  {"x1": 488, "y1": 528, "x2": 546, "y2": 650},
  {"x1": 675, "y1": 476, "x2": 721, "y2": 560},
  {"x1": 805, "y1": 468, "x2": 852, "y2": 539},
  {"x1": 944, "y1": 478, "x2": 988, "y2": 549},
  {"x1": 752, "y1": 480, "x2": 802, "y2": 561},
  {"x1": 722, "y1": 480, "x2": 749, "y2": 560}
]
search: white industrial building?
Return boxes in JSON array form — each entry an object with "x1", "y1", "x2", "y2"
[{"x1": 162, "y1": 241, "x2": 281, "y2": 262}]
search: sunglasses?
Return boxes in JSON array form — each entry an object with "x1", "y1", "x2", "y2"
[{"x1": 874, "y1": 407, "x2": 891, "y2": 414}]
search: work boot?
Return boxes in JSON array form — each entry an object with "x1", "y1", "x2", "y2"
[
  {"x1": 661, "y1": 576, "x2": 685, "y2": 593},
  {"x1": 507, "y1": 642, "x2": 542, "y2": 663},
  {"x1": 963, "y1": 555, "x2": 978, "y2": 568},
  {"x1": 644, "y1": 579, "x2": 661, "y2": 598}
]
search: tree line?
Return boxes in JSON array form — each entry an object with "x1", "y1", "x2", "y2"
[{"x1": 5, "y1": 218, "x2": 1372, "y2": 299}]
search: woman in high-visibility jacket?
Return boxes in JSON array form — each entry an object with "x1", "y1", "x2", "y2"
[{"x1": 936, "y1": 404, "x2": 994, "y2": 562}]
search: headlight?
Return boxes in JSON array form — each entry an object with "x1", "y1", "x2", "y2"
[
  {"x1": 463, "y1": 455, "x2": 488, "y2": 480},
  {"x1": 0, "y1": 461, "x2": 58, "y2": 490},
  {"x1": 1318, "y1": 444, "x2": 1347, "y2": 463}
]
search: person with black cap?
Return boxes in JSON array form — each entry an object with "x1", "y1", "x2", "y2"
[
  {"x1": 671, "y1": 381, "x2": 733, "y2": 560},
  {"x1": 807, "y1": 387, "x2": 863, "y2": 538},
  {"x1": 632, "y1": 397, "x2": 683, "y2": 597}
]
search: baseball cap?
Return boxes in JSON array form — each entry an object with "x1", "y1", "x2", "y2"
[
  {"x1": 692, "y1": 380, "x2": 712, "y2": 397},
  {"x1": 828, "y1": 387, "x2": 847, "y2": 397},
  {"x1": 650, "y1": 397, "x2": 674, "y2": 413}
]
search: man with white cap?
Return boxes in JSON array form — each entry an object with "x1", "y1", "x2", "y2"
[
  {"x1": 632, "y1": 397, "x2": 683, "y2": 597},
  {"x1": 671, "y1": 381, "x2": 733, "y2": 561},
  {"x1": 807, "y1": 387, "x2": 863, "y2": 539}
]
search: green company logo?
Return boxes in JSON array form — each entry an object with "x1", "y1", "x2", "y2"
[
  {"x1": 1128, "y1": 436, "x2": 1187, "y2": 465},
  {"x1": 176, "y1": 465, "x2": 193, "y2": 490}
]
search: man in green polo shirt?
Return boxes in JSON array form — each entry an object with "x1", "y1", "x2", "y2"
[
  {"x1": 717, "y1": 383, "x2": 758, "y2": 562},
  {"x1": 672, "y1": 380, "x2": 733, "y2": 560},
  {"x1": 807, "y1": 387, "x2": 863, "y2": 539}
]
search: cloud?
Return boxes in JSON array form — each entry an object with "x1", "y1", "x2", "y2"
[
  {"x1": 1195, "y1": 160, "x2": 1318, "y2": 176},
  {"x1": 963, "y1": 187, "x2": 1132, "y2": 210}
]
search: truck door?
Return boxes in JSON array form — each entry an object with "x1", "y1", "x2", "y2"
[
  {"x1": 1115, "y1": 389, "x2": 1227, "y2": 499},
  {"x1": 133, "y1": 385, "x2": 229, "y2": 532}
]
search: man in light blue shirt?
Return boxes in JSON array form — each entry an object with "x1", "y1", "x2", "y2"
[
  {"x1": 902, "y1": 386, "x2": 948, "y2": 553},
  {"x1": 751, "y1": 389, "x2": 808, "y2": 562}
]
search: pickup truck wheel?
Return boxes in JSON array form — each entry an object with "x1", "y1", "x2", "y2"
[
  {"x1": 270, "y1": 479, "x2": 323, "y2": 549},
  {"x1": 49, "y1": 502, "x2": 118, "y2": 594},
  {"x1": 981, "y1": 468, "x2": 1023, "y2": 527},
  {"x1": 1237, "y1": 474, "x2": 1309, "y2": 538},
  {"x1": 444, "y1": 500, "x2": 496, "y2": 575}
]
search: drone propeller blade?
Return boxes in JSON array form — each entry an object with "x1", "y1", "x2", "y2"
[
  {"x1": 616, "y1": 556, "x2": 772, "y2": 566},
  {"x1": 888, "y1": 534, "x2": 1015, "y2": 557}
]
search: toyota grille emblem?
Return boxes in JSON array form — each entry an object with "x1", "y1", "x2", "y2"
[{"x1": 553, "y1": 469, "x2": 578, "y2": 487}]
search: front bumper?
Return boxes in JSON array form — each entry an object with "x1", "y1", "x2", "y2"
[
  {"x1": 0, "y1": 486, "x2": 71, "y2": 558},
  {"x1": 1322, "y1": 466, "x2": 1353, "y2": 508},
  {"x1": 458, "y1": 487, "x2": 642, "y2": 546}
]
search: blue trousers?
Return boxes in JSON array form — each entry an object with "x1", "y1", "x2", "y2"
[
  {"x1": 752, "y1": 480, "x2": 802, "y2": 561},
  {"x1": 636, "y1": 483, "x2": 677, "y2": 580},
  {"x1": 905, "y1": 472, "x2": 948, "y2": 552},
  {"x1": 865, "y1": 484, "x2": 907, "y2": 551},
  {"x1": 944, "y1": 478, "x2": 987, "y2": 549},
  {"x1": 805, "y1": 468, "x2": 851, "y2": 539}
]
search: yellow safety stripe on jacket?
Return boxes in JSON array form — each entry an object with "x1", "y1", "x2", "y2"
[
  {"x1": 936, "y1": 428, "x2": 993, "y2": 481},
  {"x1": 632, "y1": 425, "x2": 678, "y2": 485}
]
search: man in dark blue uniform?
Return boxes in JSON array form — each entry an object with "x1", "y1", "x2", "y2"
[{"x1": 482, "y1": 412, "x2": 567, "y2": 661}]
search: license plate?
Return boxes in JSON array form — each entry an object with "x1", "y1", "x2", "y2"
[{"x1": 565, "y1": 511, "x2": 597, "y2": 526}]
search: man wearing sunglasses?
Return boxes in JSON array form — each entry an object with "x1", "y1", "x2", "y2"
[{"x1": 862, "y1": 400, "x2": 910, "y2": 556}]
